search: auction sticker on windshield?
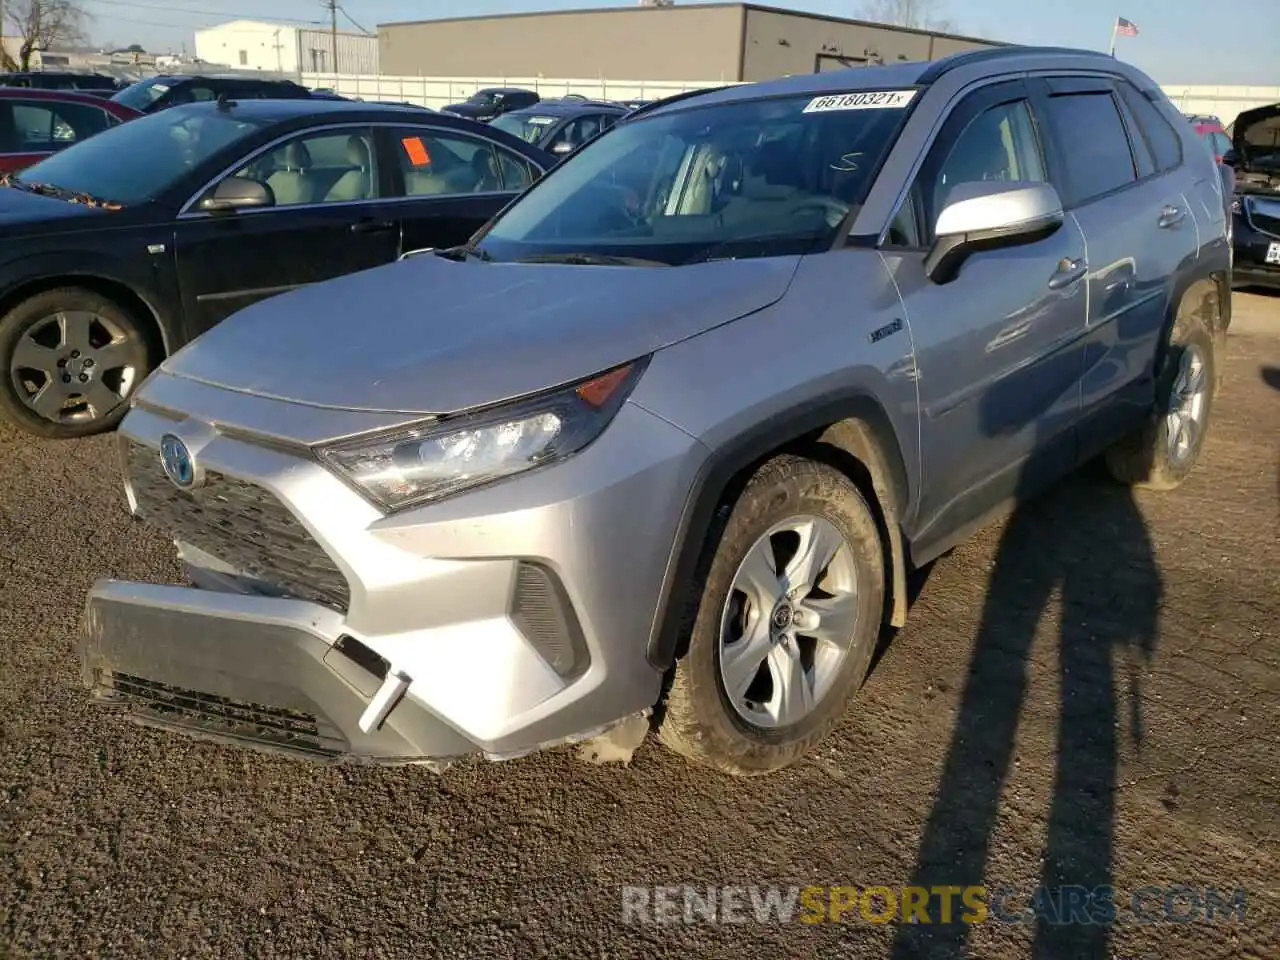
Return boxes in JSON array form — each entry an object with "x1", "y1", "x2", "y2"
[{"x1": 803, "y1": 90, "x2": 917, "y2": 113}]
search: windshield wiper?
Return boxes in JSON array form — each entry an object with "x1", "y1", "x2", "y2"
[
  {"x1": 435, "y1": 242, "x2": 494, "y2": 262},
  {"x1": 513, "y1": 252, "x2": 668, "y2": 267},
  {"x1": 18, "y1": 181, "x2": 123, "y2": 209}
]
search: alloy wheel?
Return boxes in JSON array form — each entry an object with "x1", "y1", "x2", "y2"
[{"x1": 1166, "y1": 344, "x2": 1207, "y2": 466}]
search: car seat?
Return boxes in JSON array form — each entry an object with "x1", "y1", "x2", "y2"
[
  {"x1": 324, "y1": 135, "x2": 373, "y2": 202},
  {"x1": 265, "y1": 140, "x2": 313, "y2": 206}
]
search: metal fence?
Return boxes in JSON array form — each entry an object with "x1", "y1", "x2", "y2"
[
  {"x1": 299, "y1": 73, "x2": 745, "y2": 108},
  {"x1": 1159, "y1": 85, "x2": 1280, "y2": 128}
]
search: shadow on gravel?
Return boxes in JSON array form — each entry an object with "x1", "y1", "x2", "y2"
[
  {"x1": 892, "y1": 465, "x2": 1162, "y2": 959},
  {"x1": 1262, "y1": 366, "x2": 1280, "y2": 392}
]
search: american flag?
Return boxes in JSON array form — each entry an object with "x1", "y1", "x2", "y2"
[{"x1": 1115, "y1": 16, "x2": 1139, "y2": 36}]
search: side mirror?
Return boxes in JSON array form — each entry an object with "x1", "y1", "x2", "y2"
[
  {"x1": 551, "y1": 140, "x2": 574, "y2": 156},
  {"x1": 1221, "y1": 148, "x2": 1239, "y2": 168},
  {"x1": 199, "y1": 176, "x2": 273, "y2": 212},
  {"x1": 924, "y1": 181, "x2": 1064, "y2": 285}
]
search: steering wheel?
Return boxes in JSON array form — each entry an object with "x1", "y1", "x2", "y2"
[{"x1": 791, "y1": 197, "x2": 851, "y2": 227}]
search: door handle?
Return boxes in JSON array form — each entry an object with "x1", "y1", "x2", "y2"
[
  {"x1": 350, "y1": 219, "x2": 395, "y2": 234},
  {"x1": 1048, "y1": 256, "x2": 1087, "y2": 290},
  {"x1": 1158, "y1": 204, "x2": 1187, "y2": 228}
]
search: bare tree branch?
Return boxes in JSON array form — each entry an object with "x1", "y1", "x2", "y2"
[
  {"x1": 3, "y1": 0, "x2": 89, "y2": 71},
  {"x1": 859, "y1": 0, "x2": 957, "y2": 33}
]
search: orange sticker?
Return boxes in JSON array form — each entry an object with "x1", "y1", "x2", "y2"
[{"x1": 401, "y1": 136, "x2": 430, "y2": 166}]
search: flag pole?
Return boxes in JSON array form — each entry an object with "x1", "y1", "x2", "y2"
[{"x1": 1108, "y1": 18, "x2": 1118, "y2": 57}]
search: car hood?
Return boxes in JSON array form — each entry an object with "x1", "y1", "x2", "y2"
[
  {"x1": 1232, "y1": 102, "x2": 1280, "y2": 168},
  {"x1": 0, "y1": 185, "x2": 107, "y2": 225},
  {"x1": 160, "y1": 253, "x2": 801, "y2": 415}
]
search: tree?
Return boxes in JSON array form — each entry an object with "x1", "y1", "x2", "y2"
[
  {"x1": 859, "y1": 0, "x2": 956, "y2": 33},
  {"x1": 2, "y1": 0, "x2": 89, "y2": 71}
]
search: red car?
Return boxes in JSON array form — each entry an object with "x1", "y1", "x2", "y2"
[
  {"x1": 1186, "y1": 113, "x2": 1232, "y2": 164},
  {"x1": 0, "y1": 87, "x2": 141, "y2": 174}
]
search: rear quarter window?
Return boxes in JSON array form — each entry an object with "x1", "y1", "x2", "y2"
[{"x1": 1116, "y1": 81, "x2": 1183, "y2": 171}]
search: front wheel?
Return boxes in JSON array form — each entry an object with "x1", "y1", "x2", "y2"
[
  {"x1": 658, "y1": 455, "x2": 885, "y2": 776},
  {"x1": 1104, "y1": 312, "x2": 1216, "y2": 490},
  {"x1": 0, "y1": 288, "x2": 153, "y2": 439}
]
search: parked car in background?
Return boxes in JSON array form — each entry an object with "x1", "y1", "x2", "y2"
[
  {"x1": 1225, "y1": 101, "x2": 1280, "y2": 287},
  {"x1": 77, "y1": 48, "x2": 1229, "y2": 778},
  {"x1": 442, "y1": 87, "x2": 540, "y2": 122},
  {"x1": 489, "y1": 97, "x2": 628, "y2": 158},
  {"x1": 1187, "y1": 114, "x2": 1231, "y2": 164},
  {"x1": 111, "y1": 74, "x2": 315, "y2": 114},
  {"x1": 0, "y1": 88, "x2": 141, "y2": 173},
  {"x1": 0, "y1": 71, "x2": 125, "y2": 98},
  {"x1": 0, "y1": 99, "x2": 552, "y2": 438},
  {"x1": 619, "y1": 99, "x2": 654, "y2": 111}
]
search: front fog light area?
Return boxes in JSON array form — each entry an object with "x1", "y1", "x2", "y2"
[{"x1": 317, "y1": 359, "x2": 647, "y2": 511}]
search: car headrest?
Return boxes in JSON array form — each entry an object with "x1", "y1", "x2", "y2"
[
  {"x1": 346, "y1": 135, "x2": 370, "y2": 168},
  {"x1": 280, "y1": 140, "x2": 311, "y2": 170}
]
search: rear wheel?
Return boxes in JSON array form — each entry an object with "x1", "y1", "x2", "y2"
[
  {"x1": 0, "y1": 288, "x2": 153, "y2": 439},
  {"x1": 658, "y1": 455, "x2": 885, "y2": 776},
  {"x1": 1104, "y1": 312, "x2": 1216, "y2": 490}
]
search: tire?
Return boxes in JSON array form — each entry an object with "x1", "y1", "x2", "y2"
[
  {"x1": 1104, "y1": 310, "x2": 1217, "y2": 491},
  {"x1": 0, "y1": 287, "x2": 154, "y2": 439},
  {"x1": 658, "y1": 454, "x2": 886, "y2": 776}
]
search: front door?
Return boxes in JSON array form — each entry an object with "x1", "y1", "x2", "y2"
[
  {"x1": 174, "y1": 125, "x2": 401, "y2": 340},
  {"x1": 880, "y1": 80, "x2": 1090, "y2": 556},
  {"x1": 382, "y1": 124, "x2": 537, "y2": 255}
]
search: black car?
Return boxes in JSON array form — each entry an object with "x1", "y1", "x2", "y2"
[
  {"x1": 0, "y1": 71, "x2": 124, "y2": 98},
  {"x1": 1225, "y1": 101, "x2": 1280, "y2": 288},
  {"x1": 111, "y1": 74, "x2": 315, "y2": 114},
  {"x1": 0, "y1": 99, "x2": 553, "y2": 438},
  {"x1": 442, "y1": 87, "x2": 540, "y2": 123},
  {"x1": 489, "y1": 98, "x2": 628, "y2": 159}
]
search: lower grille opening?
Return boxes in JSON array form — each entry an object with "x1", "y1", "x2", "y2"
[
  {"x1": 99, "y1": 671, "x2": 345, "y2": 758},
  {"x1": 510, "y1": 562, "x2": 590, "y2": 681}
]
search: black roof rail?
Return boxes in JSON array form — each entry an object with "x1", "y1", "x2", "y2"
[
  {"x1": 917, "y1": 45, "x2": 1115, "y2": 84},
  {"x1": 623, "y1": 84, "x2": 733, "y2": 119}
]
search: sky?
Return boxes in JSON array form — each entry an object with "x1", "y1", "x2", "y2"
[{"x1": 77, "y1": 0, "x2": 1277, "y2": 85}]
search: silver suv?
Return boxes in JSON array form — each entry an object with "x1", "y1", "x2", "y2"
[{"x1": 80, "y1": 47, "x2": 1231, "y2": 776}]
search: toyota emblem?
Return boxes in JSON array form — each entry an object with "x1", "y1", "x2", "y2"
[{"x1": 159, "y1": 434, "x2": 197, "y2": 489}]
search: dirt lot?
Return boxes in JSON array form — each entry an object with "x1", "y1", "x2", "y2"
[{"x1": 1, "y1": 294, "x2": 1277, "y2": 959}]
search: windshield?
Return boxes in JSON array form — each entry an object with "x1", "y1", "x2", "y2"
[
  {"x1": 468, "y1": 91, "x2": 497, "y2": 105},
  {"x1": 13, "y1": 107, "x2": 269, "y2": 205},
  {"x1": 476, "y1": 90, "x2": 916, "y2": 266},
  {"x1": 490, "y1": 112, "x2": 558, "y2": 144},
  {"x1": 112, "y1": 76, "x2": 172, "y2": 110}
]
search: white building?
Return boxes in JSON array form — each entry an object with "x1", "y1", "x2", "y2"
[{"x1": 194, "y1": 20, "x2": 377, "y2": 76}]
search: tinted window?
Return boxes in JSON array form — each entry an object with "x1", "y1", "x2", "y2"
[
  {"x1": 7, "y1": 101, "x2": 111, "y2": 152},
  {"x1": 227, "y1": 129, "x2": 378, "y2": 207},
  {"x1": 1113, "y1": 89, "x2": 1156, "y2": 178},
  {"x1": 490, "y1": 112, "x2": 558, "y2": 144},
  {"x1": 1044, "y1": 92, "x2": 1136, "y2": 204},
  {"x1": 392, "y1": 127, "x2": 504, "y2": 195},
  {"x1": 1116, "y1": 82, "x2": 1182, "y2": 170},
  {"x1": 479, "y1": 91, "x2": 913, "y2": 266},
  {"x1": 496, "y1": 151, "x2": 535, "y2": 191},
  {"x1": 547, "y1": 115, "x2": 611, "y2": 153},
  {"x1": 14, "y1": 107, "x2": 269, "y2": 204}
]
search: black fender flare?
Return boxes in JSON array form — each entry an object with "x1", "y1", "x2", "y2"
[{"x1": 645, "y1": 390, "x2": 914, "y2": 672}]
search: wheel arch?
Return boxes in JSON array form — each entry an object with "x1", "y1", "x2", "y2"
[
  {"x1": 1163, "y1": 264, "x2": 1229, "y2": 398},
  {"x1": 645, "y1": 392, "x2": 913, "y2": 672},
  {"x1": 0, "y1": 273, "x2": 172, "y2": 363}
]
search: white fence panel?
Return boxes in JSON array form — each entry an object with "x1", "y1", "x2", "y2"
[
  {"x1": 301, "y1": 73, "x2": 746, "y2": 109},
  {"x1": 1160, "y1": 85, "x2": 1280, "y2": 128}
]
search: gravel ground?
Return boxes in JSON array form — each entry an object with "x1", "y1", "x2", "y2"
[{"x1": 2, "y1": 293, "x2": 1278, "y2": 959}]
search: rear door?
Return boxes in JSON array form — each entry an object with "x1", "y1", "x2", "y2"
[
  {"x1": 882, "y1": 79, "x2": 1090, "y2": 554},
  {"x1": 382, "y1": 123, "x2": 540, "y2": 255},
  {"x1": 173, "y1": 124, "x2": 402, "y2": 339},
  {"x1": 1031, "y1": 76, "x2": 1198, "y2": 456}
]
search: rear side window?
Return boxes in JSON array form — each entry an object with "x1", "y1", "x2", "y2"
[
  {"x1": 1044, "y1": 92, "x2": 1136, "y2": 205},
  {"x1": 1116, "y1": 82, "x2": 1183, "y2": 171},
  {"x1": 9, "y1": 100, "x2": 112, "y2": 151}
]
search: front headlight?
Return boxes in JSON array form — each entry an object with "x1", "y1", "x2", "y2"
[{"x1": 316, "y1": 359, "x2": 647, "y2": 512}]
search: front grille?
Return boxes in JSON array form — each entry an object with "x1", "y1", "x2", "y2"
[
  {"x1": 125, "y1": 440, "x2": 351, "y2": 611},
  {"x1": 100, "y1": 671, "x2": 345, "y2": 758}
]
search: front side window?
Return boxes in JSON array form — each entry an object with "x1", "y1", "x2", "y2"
[
  {"x1": 393, "y1": 127, "x2": 510, "y2": 195},
  {"x1": 1044, "y1": 92, "x2": 1137, "y2": 205},
  {"x1": 13, "y1": 107, "x2": 268, "y2": 205},
  {"x1": 228, "y1": 128, "x2": 378, "y2": 206},
  {"x1": 546, "y1": 115, "x2": 609, "y2": 154},
  {"x1": 477, "y1": 90, "x2": 914, "y2": 265}
]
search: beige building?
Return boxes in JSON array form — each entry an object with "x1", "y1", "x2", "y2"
[{"x1": 377, "y1": 3, "x2": 1003, "y2": 83}]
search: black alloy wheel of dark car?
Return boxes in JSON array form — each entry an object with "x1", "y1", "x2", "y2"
[{"x1": 0, "y1": 287, "x2": 152, "y2": 438}]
